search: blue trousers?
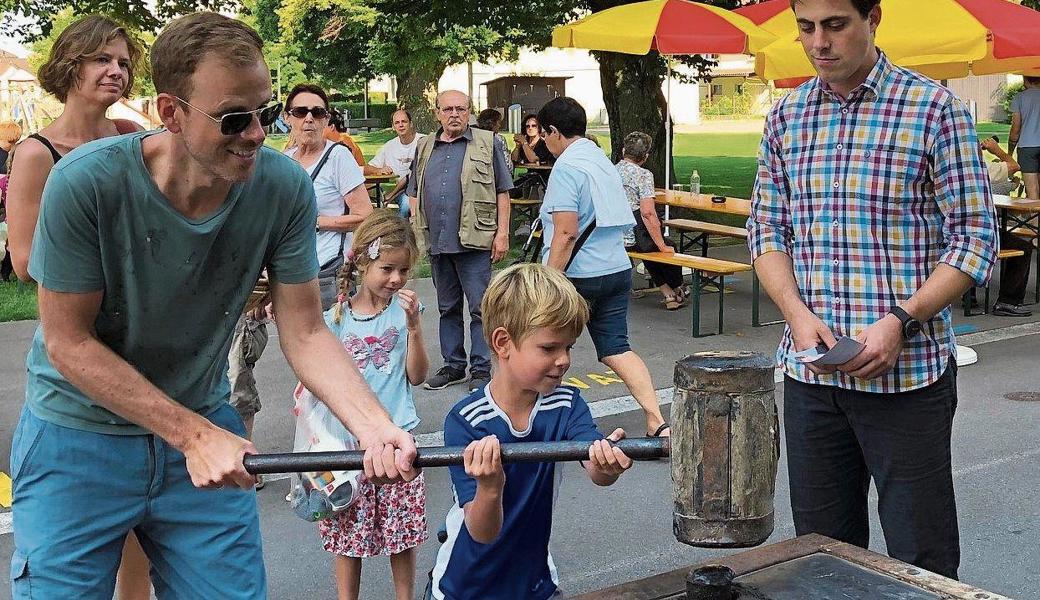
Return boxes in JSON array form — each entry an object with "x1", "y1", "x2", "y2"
[
  {"x1": 429, "y1": 251, "x2": 492, "y2": 372},
  {"x1": 10, "y1": 403, "x2": 266, "y2": 599}
]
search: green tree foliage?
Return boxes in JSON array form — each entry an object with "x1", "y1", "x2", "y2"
[{"x1": 1, "y1": 0, "x2": 238, "y2": 38}]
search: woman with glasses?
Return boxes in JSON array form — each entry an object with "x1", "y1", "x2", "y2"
[
  {"x1": 283, "y1": 83, "x2": 373, "y2": 310},
  {"x1": 510, "y1": 113, "x2": 555, "y2": 166},
  {"x1": 6, "y1": 15, "x2": 144, "y2": 283}
]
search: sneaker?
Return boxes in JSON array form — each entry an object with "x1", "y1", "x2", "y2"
[
  {"x1": 992, "y1": 302, "x2": 1032, "y2": 317},
  {"x1": 423, "y1": 366, "x2": 469, "y2": 390},
  {"x1": 469, "y1": 370, "x2": 491, "y2": 392}
]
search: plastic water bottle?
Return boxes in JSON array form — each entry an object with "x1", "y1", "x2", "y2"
[{"x1": 690, "y1": 170, "x2": 701, "y2": 195}]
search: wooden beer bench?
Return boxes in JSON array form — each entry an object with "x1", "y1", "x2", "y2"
[
  {"x1": 626, "y1": 251, "x2": 762, "y2": 337},
  {"x1": 662, "y1": 218, "x2": 748, "y2": 256}
]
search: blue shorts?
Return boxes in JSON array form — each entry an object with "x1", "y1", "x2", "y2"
[
  {"x1": 569, "y1": 268, "x2": 633, "y2": 360},
  {"x1": 1017, "y1": 146, "x2": 1040, "y2": 173},
  {"x1": 9, "y1": 403, "x2": 266, "y2": 599}
]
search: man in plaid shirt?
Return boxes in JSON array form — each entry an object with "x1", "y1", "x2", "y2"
[{"x1": 749, "y1": 0, "x2": 999, "y2": 580}]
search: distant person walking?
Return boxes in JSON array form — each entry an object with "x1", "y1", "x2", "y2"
[
  {"x1": 536, "y1": 97, "x2": 670, "y2": 440},
  {"x1": 1009, "y1": 75, "x2": 1040, "y2": 199}
]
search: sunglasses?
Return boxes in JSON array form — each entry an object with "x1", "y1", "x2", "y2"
[
  {"x1": 175, "y1": 96, "x2": 283, "y2": 136},
  {"x1": 287, "y1": 106, "x2": 330, "y2": 120}
]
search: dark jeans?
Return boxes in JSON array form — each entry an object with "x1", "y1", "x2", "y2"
[
  {"x1": 569, "y1": 268, "x2": 633, "y2": 360},
  {"x1": 643, "y1": 260, "x2": 683, "y2": 291},
  {"x1": 783, "y1": 364, "x2": 960, "y2": 580},
  {"x1": 430, "y1": 250, "x2": 492, "y2": 372},
  {"x1": 998, "y1": 230, "x2": 1034, "y2": 304}
]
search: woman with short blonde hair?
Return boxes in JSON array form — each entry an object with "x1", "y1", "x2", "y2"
[{"x1": 6, "y1": 15, "x2": 143, "y2": 283}]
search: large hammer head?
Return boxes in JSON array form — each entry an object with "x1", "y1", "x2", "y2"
[{"x1": 671, "y1": 351, "x2": 779, "y2": 548}]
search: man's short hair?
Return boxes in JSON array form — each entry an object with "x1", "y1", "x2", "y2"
[
  {"x1": 791, "y1": 0, "x2": 880, "y2": 18},
  {"x1": 37, "y1": 15, "x2": 144, "y2": 104},
  {"x1": 0, "y1": 121, "x2": 22, "y2": 145},
  {"x1": 482, "y1": 263, "x2": 589, "y2": 346},
  {"x1": 622, "y1": 131, "x2": 652, "y2": 162},
  {"x1": 476, "y1": 108, "x2": 502, "y2": 130},
  {"x1": 537, "y1": 97, "x2": 587, "y2": 139},
  {"x1": 151, "y1": 12, "x2": 264, "y2": 101},
  {"x1": 393, "y1": 109, "x2": 413, "y2": 123},
  {"x1": 1025, "y1": 75, "x2": 1040, "y2": 86}
]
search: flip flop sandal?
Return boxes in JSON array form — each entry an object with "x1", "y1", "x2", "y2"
[
  {"x1": 633, "y1": 423, "x2": 670, "y2": 461},
  {"x1": 665, "y1": 296, "x2": 684, "y2": 311},
  {"x1": 649, "y1": 422, "x2": 670, "y2": 437}
]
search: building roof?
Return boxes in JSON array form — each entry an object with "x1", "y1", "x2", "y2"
[
  {"x1": 481, "y1": 74, "x2": 573, "y2": 87},
  {"x1": 0, "y1": 49, "x2": 35, "y2": 82}
]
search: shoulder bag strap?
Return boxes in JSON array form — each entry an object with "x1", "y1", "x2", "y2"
[
  {"x1": 310, "y1": 142, "x2": 351, "y2": 259},
  {"x1": 563, "y1": 220, "x2": 597, "y2": 272}
]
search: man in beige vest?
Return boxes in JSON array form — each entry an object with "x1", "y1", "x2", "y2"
[{"x1": 407, "y1": 90, "x2": 513, "y2": 392}]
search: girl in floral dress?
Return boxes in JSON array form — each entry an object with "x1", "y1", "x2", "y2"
[{"x1": 320, "y1": 209, "x2": 430, "y2": 600}]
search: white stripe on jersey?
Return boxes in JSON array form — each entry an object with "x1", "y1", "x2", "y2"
[
  {"x1": 464, "y1": 406, "x2": 497, "y2": 428},
  {"x1": 459, "y1": 396, "x2": 492, "y2": 420},
  {"x1": 469, "y1": 411, "x2": 499, "y2": 428},
  {"x1": 538, "y1": 400, "x2": 572, "y2": 412},
  {"x1": 430, "y1": 496, "x2": 467, "y2": 599}
]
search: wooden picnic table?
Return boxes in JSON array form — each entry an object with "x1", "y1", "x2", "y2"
[
  {"x1": 515, "y1": 163, "x2": 553, "y2": 172},
  {"x1": 993, "y1": 194, "x2": 1040, "y2": 302},
  {"x1": 654, "y1": 189, "x2": 751, "y2": 218},
  {"x1": 365, "y1": 173, "x2": 398, "y2": 207}
]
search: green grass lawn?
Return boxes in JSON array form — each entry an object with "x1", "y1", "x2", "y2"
[
  {"x1": 0, "y1": 123, "x2": 1011, "y2": 322},
  {"x1": 0, "y1": 280, "x2": 38, "y2": 322}
]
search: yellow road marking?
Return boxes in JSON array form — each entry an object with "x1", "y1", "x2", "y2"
[{"x1": 0, "y1": 471, "x2": 11, "y2": 508}]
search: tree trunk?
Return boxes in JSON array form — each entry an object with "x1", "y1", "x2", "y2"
[
  {"x1": 396, "y1": 63, "x2": 446, "y2": 134},
  {"x1": 595, "y1": 50, "x2": 674, "y2": 187}
]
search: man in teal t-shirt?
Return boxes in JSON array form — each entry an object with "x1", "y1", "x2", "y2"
[{"x1": 10, "y1": 13, "x2": 418, "y2": 600}]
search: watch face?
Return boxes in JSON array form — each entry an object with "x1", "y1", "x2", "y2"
[{"x1": 904, "y1": 320, "x2": 922, "y2": 339}]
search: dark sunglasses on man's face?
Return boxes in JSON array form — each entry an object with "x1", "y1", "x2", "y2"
[
  {"x1": 287, "y1": 106, "x2": 330, "y2": 120},
  {"x1": 176, "y1": 96, "x2": 283, "y2": 136}
]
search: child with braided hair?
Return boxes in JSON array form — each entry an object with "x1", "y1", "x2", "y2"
[{"x1": 311, "y1": 209, "x2": 430, "y2": 600}]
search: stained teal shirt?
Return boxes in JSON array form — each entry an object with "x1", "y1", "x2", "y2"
[{"x1": 26, "y1": 132, "x2": 318, "y2": 434}]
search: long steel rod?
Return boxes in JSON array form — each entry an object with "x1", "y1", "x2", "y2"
[{"x1": 244, "y1": 437, "x2": 670, "y2": 474}]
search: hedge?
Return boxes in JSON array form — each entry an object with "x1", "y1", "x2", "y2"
[{"x1": 330, "y1": 102, "x2": 398, "y2": 128}]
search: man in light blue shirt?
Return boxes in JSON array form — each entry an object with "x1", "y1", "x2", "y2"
[
  {"x1": 10, "y1": 13, "x2": 417, "y2": 599},
  {"x1": 537, "y1": 96, "x2": 670, "y2": 440}
]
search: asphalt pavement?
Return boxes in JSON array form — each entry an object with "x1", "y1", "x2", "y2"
[{"x1": 1, "y1": 254, "x2": 1039, "y2": 598}]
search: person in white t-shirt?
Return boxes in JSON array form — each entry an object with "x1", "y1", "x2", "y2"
[
  {"x1": 366, "y1": 109, "x2": 424, "y2": 217},
  {"x1": 283, "y1": 83, "x2": 373, "y2": 308}
]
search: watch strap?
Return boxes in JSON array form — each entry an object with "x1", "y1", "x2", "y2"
[{"x1": 888, "y1": 306, "x2": 912, "y2": 326}]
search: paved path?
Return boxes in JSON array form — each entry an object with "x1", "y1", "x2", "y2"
[{"x1": 1, "y1": 263, "x2": 1038, "y2": 598}]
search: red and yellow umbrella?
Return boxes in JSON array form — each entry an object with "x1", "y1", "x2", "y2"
[
  {"x1": 737, "y1": 0, "x2": 1040, "y2": 82},
  {"x1": 552, "y1": 0, "x2": 775, "y2": 56}
]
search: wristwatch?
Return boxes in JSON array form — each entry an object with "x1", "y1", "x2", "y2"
[{"x1": 888, "y1": 306, "x2": 921, "y2": 341}]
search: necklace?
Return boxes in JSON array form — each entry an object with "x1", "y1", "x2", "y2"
[{"x1": 347, "y1": 295, "x2": 393, "y2": 322}]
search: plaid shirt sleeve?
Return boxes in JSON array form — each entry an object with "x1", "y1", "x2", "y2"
[
  {"x1": 931, "y1": 98, "x2": 1000, "y2": 286},
  {"x1": 748, "y1": 109, "x2": 793, "y2": 261}
]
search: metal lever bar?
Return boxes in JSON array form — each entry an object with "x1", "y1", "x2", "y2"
[{"x1": 244, "y1": 437, "x2": 669, "y2": 474}]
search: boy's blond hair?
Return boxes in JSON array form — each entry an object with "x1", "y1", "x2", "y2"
[{"x1": 482, "y1": 263, "x2": 589, "y2": 346}]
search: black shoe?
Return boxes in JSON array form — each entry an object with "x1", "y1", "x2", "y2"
[
  {"x1": 423, "y1": 366, "x2": 469, "y2": 390},
  {"x1": 992, "y1": 302, "x2": 1032, "y2": 317},
  {"x1": 468, "y1": 370, "x2": 491, "y2": 392}
]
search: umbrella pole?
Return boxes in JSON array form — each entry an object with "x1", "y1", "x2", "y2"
[{"x1": 665, "y1": 58, "x2": 672, "y2": 225}]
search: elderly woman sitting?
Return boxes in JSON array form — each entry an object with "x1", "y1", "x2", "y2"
[{"x1": 616, "y1": 131, "x2": 688, "y2": 310}]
